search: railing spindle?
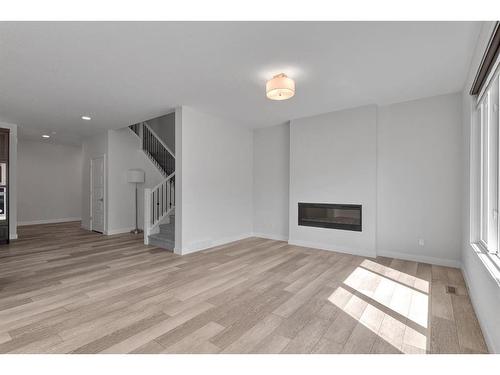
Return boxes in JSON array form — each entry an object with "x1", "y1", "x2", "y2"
[{"x1": 138, "y1": 121, "x2": 176, "y2": 240}]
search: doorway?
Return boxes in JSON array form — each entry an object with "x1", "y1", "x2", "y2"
[{"x1": 90, "y1": 156, "x2": 105, "y2": 233}]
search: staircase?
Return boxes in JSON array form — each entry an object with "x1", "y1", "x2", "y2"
[
  {"x1": 129, "y1": 121, "x2": 175, "y2": 251},
  {"x1": 148, "y1": 212, "x2": 175, "y2": 249}
]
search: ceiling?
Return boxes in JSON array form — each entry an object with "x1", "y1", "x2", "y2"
[{"x1": 0, "y1": 21, "x2": 481, "y2": 145}]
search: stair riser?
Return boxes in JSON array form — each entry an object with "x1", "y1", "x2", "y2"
[
  {"x1": 160, "y1": 224, "x2": 175, "y2": 231},
  {"x1": 150, "y1": 231, "x2": 174, "y2": 239},
  {"x1": 148, "y1": 237, "x2": 174, "y2": 251},
  {"x1": 159, "y1": 230, "x2": 174, "y2": 237}
]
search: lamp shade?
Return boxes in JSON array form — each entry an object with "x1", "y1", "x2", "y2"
[
  {"x1": 127, "y1": 169, "x2": 145, "y2": 183},
  {"x1": 266, "y1": 73, "x2": 295, "y2": 101}
]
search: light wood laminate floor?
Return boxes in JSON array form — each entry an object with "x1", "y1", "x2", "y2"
[{"x1": 0, "y1": 222, "x2": 488, "y2": 354}]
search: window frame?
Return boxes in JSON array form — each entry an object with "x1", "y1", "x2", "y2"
[{"x1": 474, "y1": 60, "x2": 500, "y2": 264}]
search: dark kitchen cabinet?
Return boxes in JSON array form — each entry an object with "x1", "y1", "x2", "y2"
[{"x1": 0, "y1": 129, "x2": 8, "y2": 161}]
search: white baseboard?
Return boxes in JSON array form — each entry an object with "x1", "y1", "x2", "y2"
[
  {"x1": 376, "y1": 249, "x2": 461, "y2": 268},
  {"x1": 106, "y1": 227, "x2": 136, "y2": 235},
  {"x1": 9, "y1": 233, "x2": 18, "y2": 240},
  {"x1": 462, "y1": 260, "x2": 498, "y2": 354},
  {"x1": 18, "y1": 217, "x2": 81, "y2": 226},
  {"x1": 181, "y1": 233, "x2": 254, "y2": 255},
  {"x1": 288, "y1": 239, "x2": 377, "y2": 258},
  {"x1": 252, "y1": 232, "x2": 289, "y2": 241}
]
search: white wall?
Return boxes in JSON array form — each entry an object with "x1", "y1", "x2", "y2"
[
  {"x1": 377, "y1": 93, "x2": 463, "y2": 267},
  {"x1": 174, "y1": 107, "x2": 183, "y2": 253},
  {"x1": 253, "y1": 95, "x2": 463, "y2": 264},
  {"x1": 253, "y1": 123, "x2": 289, "y2": 240},
  {"x1": 0, "y1": 122, "x2": 17, "y2": 239},
  {"x1": 81, "y1": 132, "x2": 108, "y2": 230},
  {"x1": 18, "y1": 140, "x2": 82, "y2": 225},
  {"x1": 289, "y1": 105, "x2": 377, "y2": 257},
  {"x1": 107, "y1": 128, "x2": 163, "y2": 234},
  {"x1": 178, "y1": 106, "x2": 253, "y2": 254},
  {"x1": 461, "y1": 21, "x2": 500, "y2": 353}
]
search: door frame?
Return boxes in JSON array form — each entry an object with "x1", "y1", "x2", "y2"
[{"x1": 90, "y1": 154, "x2": 107, "y2": 233}]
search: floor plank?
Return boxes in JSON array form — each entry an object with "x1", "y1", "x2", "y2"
[{"x1": 0, "y1": 222, "x2": 488, "y2": 354}]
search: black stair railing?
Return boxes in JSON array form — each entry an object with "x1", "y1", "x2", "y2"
[
  {"x1": 129, "y1": 121, "x2": 176, "y2": 232},
  {"x1": 142, "y1": 123, "x2": 175, "y2": 177},
  {"x1": 150, "y1": 175, "x2": 175, "y2": 226}
]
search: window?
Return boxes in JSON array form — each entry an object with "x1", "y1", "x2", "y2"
[{"x1": 477, "y1": 72, "x2": 500, "y2": 256}]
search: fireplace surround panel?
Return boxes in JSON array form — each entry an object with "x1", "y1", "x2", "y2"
[{"x1": 298, "y1": 203, "x2": 362, "y2": 231}]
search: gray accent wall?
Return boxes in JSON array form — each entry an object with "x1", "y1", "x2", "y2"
[{"x1": 147, "y1": 112, "x2": 175, "y2": 154}]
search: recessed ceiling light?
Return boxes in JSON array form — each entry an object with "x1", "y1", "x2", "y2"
[
  {"x1": 266, "y1": 73, "x2": 295, "y2": 101},
  {"x1": 81, "y1": 116, "x2": 91, "y2": 121},
  {"x1": 42, "y1": 134, "x2": 50, "y2": 138}
]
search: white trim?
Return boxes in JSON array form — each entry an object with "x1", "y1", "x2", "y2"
[
  {"x1": 180, "y1": 233, "x2": 461, "y2": 268},
  {"x1": 377, "y1": 249, "x2": 461, "y2": 268},
  {"x1": 288, "y1": 239, "x2": 377, "y2": 258},
  {"x1": 180, "y1": 233, "x2": 254, "y2": 255},
  {"x1": 105, "y1": 227, "x2": 136, "y2": 235},
  {"x1": 461, "y1": 264, "x2": 498, "y2": 354},
  {"x1": 9, "y1": 233, "x2": 17, "y2": 240},
  {"x1": 258, "y1": 235, "x2": 462, "y2": 267},
  {"x1": 18, "y1": 217, "x2": 81, "y2": 226},
  {"x1": 90, "y1": 154, "x2": 106, "y2": 233},
  {"x1": 469, "y1": 243, "x2": 500, "y2": 286},
  {"x1": 477, "y1": 47, "x2": 500, "y2": 104},
  {"x1": 151, "y1": 171, "x2": 175, "y2": 192},
  {"x1": 252, "y1": 232, "x2": 289, "y2": 241},
  {"x1": 144, "y1": 174, "x2": 176, "y2": 246}
]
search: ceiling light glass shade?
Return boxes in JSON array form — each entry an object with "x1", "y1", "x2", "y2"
[{"x1": 266, "y1": 73, "x2": 295, "y2": 100}]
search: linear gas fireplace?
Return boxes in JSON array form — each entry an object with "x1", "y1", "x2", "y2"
[{"x1": 298, "y1": 203, "x2": 362, "y2": 232}]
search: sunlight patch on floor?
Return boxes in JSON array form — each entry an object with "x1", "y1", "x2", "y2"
[
  {"x1": 344, "y1": 265, "x2": 429, "y2": 328},
  {"x1": 360, "y1": 259, "x2": 430, "y2": 293},
  {"x1": 329, "y1": 263, "x2": 429, "y2": 353}
]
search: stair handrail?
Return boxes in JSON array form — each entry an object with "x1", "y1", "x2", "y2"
[
  {"x1": 142, "y1": 121, "x2": 175, "y2": 159},
  {"x1": 144, "y1": 171, "x2": 175, "y2": 245},
  {"x1": 152, "y1": 171, "x2": 175, "y2": 192},
  {"x1": 128, "y1": 121, "x2": 176, "y2": 246}
]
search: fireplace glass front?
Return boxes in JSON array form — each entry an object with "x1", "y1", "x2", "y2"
[{"x1": 298, "y1": 203, "x2": 362, "y2": 231}]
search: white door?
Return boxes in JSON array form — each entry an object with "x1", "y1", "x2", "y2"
[{"x1": 91, "y1": 157, "x2": 105, "y2": 233}]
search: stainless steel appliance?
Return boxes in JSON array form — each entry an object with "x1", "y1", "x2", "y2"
[
  {"x1": 0, "y1": 186, "x2": 6, "y2": 221},
  {"x1": 0, "y1": 129, "x2": 9, "y2": 244}
]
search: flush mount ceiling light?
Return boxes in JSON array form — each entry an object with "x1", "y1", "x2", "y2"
[
  {"x1": 81, "y1": 115, "x2": 91, "y2": 121},
  {"x1": 266, "y1": 73, "x2": 295, "y2": 101},
  {"x1": 42, "y1": 134, "x2": 50, "y2": 138}
]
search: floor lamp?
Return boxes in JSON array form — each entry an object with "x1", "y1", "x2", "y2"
[{"x1": 127, "y1": 169, "x2": 145, "y2": 235}]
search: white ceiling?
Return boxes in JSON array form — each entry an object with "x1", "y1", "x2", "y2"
[{"x1": 0, "y1": 21, "x2": 481, "y2": 145}]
